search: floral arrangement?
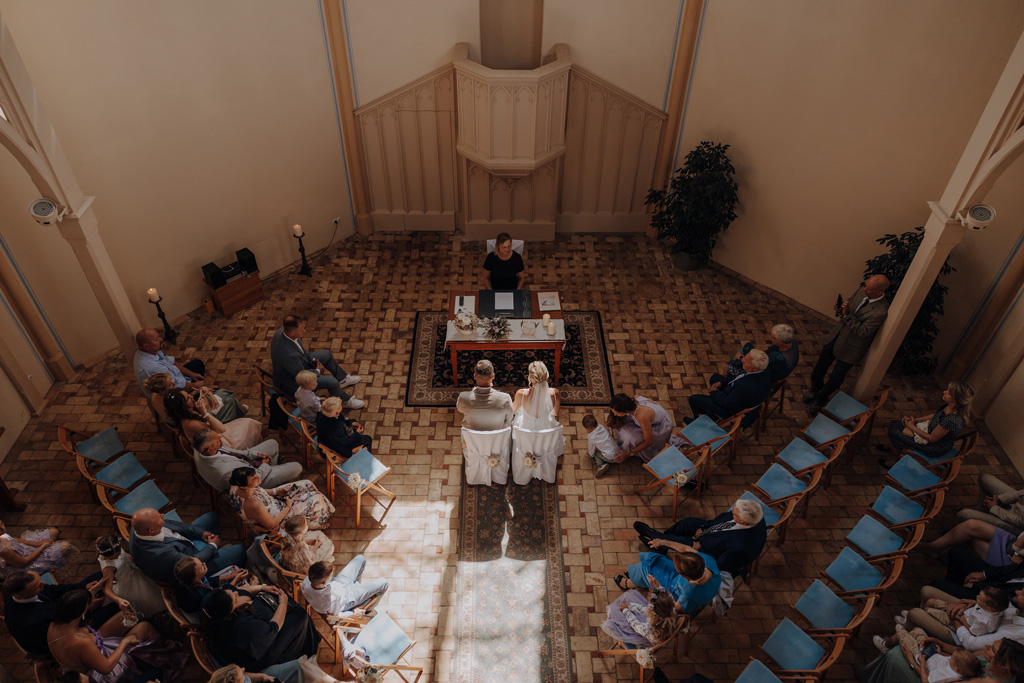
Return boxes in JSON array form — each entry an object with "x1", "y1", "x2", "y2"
[
  {"x1": 348, "y1": 472, "x2": 364, "y2": 490},
  {"x1": 478, "y1": 314, "x2": 511, "y2": 341},
  {"x1": 672, "y1": 469, "x2": 690, "y2": 487},
  {"x1": 634, "y1": 648, "x2": 654, "y2": 669},
  {"x1": 522, "y1": 452, "x2": 538, "y2": 468},
  {"x1": 454, "y1": 311, "x2": 477, "y2": 334},
  {"x1": 486, "y1": 455, "x2": 501, "y2": 469}
]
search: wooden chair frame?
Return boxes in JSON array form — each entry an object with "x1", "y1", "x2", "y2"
[
  {"x1": 752, "y1": 467, "x2": 823, "y2": 521},
  {"x1": 188, "y1": 630, "x2": 219, "y2": 675},
  {"x1": 885, "y1": 458, "x2": 960, "y2": 497},
  {"x1": 56, "y1": 424, "x2": 128, "y2": 472},
  {"x1": 763, "y1": 631, "x2": 848, "y2": 682},
  {"x1": 597, "y1": 613, "x2": 691, "y2": 683},
  {"x1": 318, "y1": 439, "x2": 397, "y2": 527},
  {"x1": 96, "y1": 483, "x2": 176, "y2": 521},
  {"x1": 278, "y1": 395, "x2": 317, "y2": 468},
  {"x1": 848, "y1": 519, "x2": 926, "y2": 562},
  {"x1": 160, "y1": 584, "x2": 197, "y2": 631},
  {"x1": 756, "y1": 377, "x2": 789, "y2": 437},
  {"x1": 902, "y1": 429, "x2": 977, "y2": 473},
  {"x1": 820, "y1": 554, "x2": 906, "y2": 598},
  {"x1": 259, "y1": 534, "x2": 305, "y2": 604},
  {"x1": 820, "y1": 387, "x2": 890, "y2": 455},
  {"x1": 870, "y1": 488, "x2": 946, "y2": 531},
  {"x1": 636, "y1": 444, "x2": 713, "y2": 516},
  {"x1": 791, "y1": 591, "x2": 878, "y2": 637},
  {"x1": 343, "y1": 611, "x2": 424, "y2": 683}
]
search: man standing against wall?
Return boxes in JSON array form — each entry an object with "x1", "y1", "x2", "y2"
[{"x1": 803, "y1": 274, "x2": 890, "y2": 412}]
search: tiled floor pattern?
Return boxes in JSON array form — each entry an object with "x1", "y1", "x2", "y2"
[{"x1": 0, "y1": 232, "x2": 1018, "y2": 682}]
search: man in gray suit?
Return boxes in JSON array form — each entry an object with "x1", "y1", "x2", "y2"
[
  {"x1": 192, "y1": 428, "x2": 303, "y2": 491},
  {"x1": 803, "y1": 274, "x2": 890, "y2": 410},
  {"x1": 456, "y1": 360, "x2": 514, "y2": 430},
  {"x1": 270, "y1": 314, "x2": 364, "y2": 409}
]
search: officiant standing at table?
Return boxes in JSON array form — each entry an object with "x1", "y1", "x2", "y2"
[{"x1": 484, "y1": 232, "x2": 526, "y2": 290}]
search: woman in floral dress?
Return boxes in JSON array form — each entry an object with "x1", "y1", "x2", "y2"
[
  {"x1": 0, "y1": 519, "x2": 76, "y2": 578},
  {"x1": 228, "y1": 468, "x2": 334, "y2": 533}
]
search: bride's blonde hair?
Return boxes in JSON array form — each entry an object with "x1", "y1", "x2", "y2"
[{"x1": 528, "y1": 361, "x2": 549, "y2": 386}]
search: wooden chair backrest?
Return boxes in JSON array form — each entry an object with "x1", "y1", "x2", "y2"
[
  {"x1": 188, "y1": 630, "x2": 218, "y2": 674},
  {"x1": 160, "y1": 584, "x2": 196, "y2": 630}
]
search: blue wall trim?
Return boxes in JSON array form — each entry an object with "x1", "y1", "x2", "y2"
[
  {"x1": 0, "y1": 233, "x2": 72, "y2": 370},
  {"x1": 673, "y1": 0, "x2": 708, "y2": 171},
  {"x1": 318, "y1": 0, "x2": 358, "y2": 228},
  {"x1": 662, "y1": 0, "x2": 686, "y2": 112}
]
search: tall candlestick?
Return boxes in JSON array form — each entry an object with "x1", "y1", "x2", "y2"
[{"x1": 292, "y1": 224, "x2": 303, "y2": 237}]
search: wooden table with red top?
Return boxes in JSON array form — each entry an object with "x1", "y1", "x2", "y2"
[{"x1": 445, "y1": 289, "x2": 566, "y2": 386}]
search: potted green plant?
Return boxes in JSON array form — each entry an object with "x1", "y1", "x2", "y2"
[{"x1": 645, "y1": 141, "x2": 739, "y2": 270}]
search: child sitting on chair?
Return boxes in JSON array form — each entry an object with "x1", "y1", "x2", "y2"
[
  {"x1": 280, "y1": 515, "x2": 336, "y2": 575},
  {"x1": 315, "y1": 397, "x2": 372, "y2": 459},
  {"x1": 294, "y1": 370, "x2": 322, "y2": 423},
  {"x1": 583, "y1": 413, "x2": 618, "y2": 479},
  {"x1": 301, "y1": 558, "x2": 389, "y2": 619}
]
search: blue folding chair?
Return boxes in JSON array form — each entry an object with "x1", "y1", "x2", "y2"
[
  {"x1": 820, "y1": 388, "x2": 889, "y2": 453},
  {"x1": 325, "y1": 447, "x2": 396, "y2": 527},
  {"x1": 793, "y1": 579, "x2": 877, "y2": 635},
  {"x1": 350, "y1": 612, "x2": 424, "y2": 682},
  {"x1": 638, "y1": 444, "x2": 712, "y2": 516},
  {"x1": 59, "y1": 425, "x2": 128, "y2": 473},
  {"x1": 871, "y1": 485, "x2": 943, "y2": 530},
  {"x1": 677, "y1": 410, "x2": 748, "y2": 469},
  {"x1": 752, "y1": 463, "x2": 822, "y2": 519},
  {"x1": 277, "y1": 396, "x2": 318, "y2": 468},
  {"x1": 846, "y1": 515, "x2": 923, "y2": 560},
  {"x1": 98, "y1": 479, "x2": 176, "y2": 520},
  {"x1": 821, "y1": 546, "x2": 904, "y2": 597},
  {"x1": 736, "y1": 659, "x2": 783, "y2": 683},
  {"x1": 800, "y1": 413, "x2": 851, "y2": 449},
  {"x1": 761, "y1": 618, "x2": 847, "y2": 680},
  {"x1": 774, "y1": 438, "x2": 828, "y2": 476},
  {"x1": 91, "y1": 453, "x2": 151, "y2": 494},
  {"x1": 903, "y1": 429, "x2": 977, "y2": 472},
  {"x1": 885, "y1": 455, "x2": 950, "y2": 496}
]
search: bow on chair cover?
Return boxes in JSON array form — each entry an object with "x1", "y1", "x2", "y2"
[
  {"x1": 511, "y1": 425, "x2": 564, "y2": 485},
  {"x1": 461, "y1": 427, "x2": 512, "y2": 485}
]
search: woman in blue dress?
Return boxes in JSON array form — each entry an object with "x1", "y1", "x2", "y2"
[{"x1": 615, "y1": 548, "x2": 720, "y2": 615}]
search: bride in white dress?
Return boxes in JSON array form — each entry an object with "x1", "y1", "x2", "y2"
[{"x1": 512, "y1": 361, "x2": 562, "y2": 429}]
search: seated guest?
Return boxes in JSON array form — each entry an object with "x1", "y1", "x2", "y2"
[
  {"x1": 133, "y1": 328, "x2": 205, "y2": 396},
  {"x1": 606, "y1": 394, "x2": 675, "y2": 464},
  {"x1": 582, "y1": 413, "x2": 619, "y2": 478},
  {"x1": 633, "y1": 498, "x2": 767, "y2": 579},
  {"x1": 456, "y1": 360, "x2": 514, "y2": 430},
  {"x1": 129, "y1": 507, "x2": 246, "y2": 584},
  {"x1": 301, "y1": 558, "x2": 388, "y2": 619},
  {"x1": 924, "y1": 519, "x2": 1022, "y2": 572},
  {"x1": 47, "y1": 589, "x2": 188, "y2": 683},
  {"x1": 878, "y1": 381, "x2": 973, "y2": 467},
  {"x1": 94, "y1": 535, "x2": 164, "y2": 622},
  {"x1": 483, "y1": 232, "x2": 525, "y2": 290},
  {"x1": 279, "y1": 516, "x2": 335, "y2": 575},
  {"x1": 872, "y1": 587, "x2": 1009, "y2": 654},
  {"x1": 192, "y1": 429, "x2": 302, "y2": 492},
  {"x1": 146, "y1": 372, "x2": 247, "y2": 425},
  {"x1": 228, "y1": 467, "x2": 334, "y2": 533},
  {"x1": 859, "y1": 641, "x2": 990, "y2": 683},
  {"x1": 601, "y1": 589, "x2": 679, "y2": 649},
  {"x1": 165, "y1": 388, "x2": 263, "y2": 450},
  {"x1": 143, "y1": 373, "x2": 175, "y2": 424},
  {"x1": 722, "y1": 324, "x2": 799, "y2": 382},
  {"x1": 293, "y1": 370, "x2": 322, "y2": 423},
  {"x1": 686, "y1": 349, "x2": 772, "y2": 425},
  {"x1": 173, "y1": 557, "x2": 247, "y2": 618},
  {"x1": 0, "y1": 519, "x2": 76, "y2": 578},
  {"x1": 4, "y1": 570, "x2": 120, "y2": 657},
  {"x1": 209, "y1": 656, "x2": 347, "y2": 683},
  {"x1": 614, "y1": 548, "x2": 721, "y2": 615},
  {"x1": 270, "y1": 314, "x2": 364, "y2": 409},
  {"x1": 315, "y1": 397, "x2": 372, "y2": 459},
  {"x1": 959, "y1": 473, "x2": 1024, "y2": 535},
  {"x1": 902, "y1": 587, "x2": 1024, "y2": 648},
  {"x1": 200, "y1": 586, "x2": 320, "y2": 673}
]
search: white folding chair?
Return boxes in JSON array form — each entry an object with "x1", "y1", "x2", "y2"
[
  {"x1": 511, "y1": 424, "x2": 564, "y2": 485},
  {"x1": 461, "y1": 427, "x2": 512, "y2": 486}
]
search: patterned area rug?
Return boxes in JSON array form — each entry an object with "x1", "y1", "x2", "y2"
[
  {"x1": 454, "y1": 476, "x2": 573, "y2": 683},
  {"x1": 405, "y1": 310, "x2": 613, "y2": 406}
]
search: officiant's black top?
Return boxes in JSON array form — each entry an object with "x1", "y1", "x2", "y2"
[{"x1": 483, "y1": 251, "x2": 524, "y2": 290}]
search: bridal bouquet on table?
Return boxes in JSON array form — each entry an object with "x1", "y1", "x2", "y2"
[
  {"x1": 478, "y1": 315, "x2": 511, "y2": 341},
  {"x1": 454, "y1": 311, "x2": 477, "y2": 335}
]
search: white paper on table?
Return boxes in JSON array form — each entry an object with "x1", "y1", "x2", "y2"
[
  {"x1": 494, "y1": 292, "x2": 515, "y2": 310},
  {"x1": 537, "y1": 292, "x2": 561, "y2": 311},
  {"x1": 454, "y1": 296, "x2": 475, "y2": 316}
]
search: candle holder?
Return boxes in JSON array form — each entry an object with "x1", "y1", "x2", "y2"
[
  {"x1": 293, "y1": 232, "x2": 313, "y2": 277},
  {"x1": 149, "y1": 297, "x2": 178, "y2": 344}
]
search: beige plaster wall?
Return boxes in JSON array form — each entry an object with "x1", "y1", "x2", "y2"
[
  {"x1": 542, "y1": 0, "x2": 679, "y2": 110},
  {"x1": 345, "y1": 0, "x2": 480, "y2": 106},
  {"x1": 0, "y1": 1, "x2": 353, "y2": 359},
  {"x1": 679, "y1": 0, "x2": 1024, "y2": 318},
  {"x1": 0, "y1": 361, "x2": 31, "y2": 463},
  {"x1": 989, "y1": 359, "x2": 1024, "y2": 472}
]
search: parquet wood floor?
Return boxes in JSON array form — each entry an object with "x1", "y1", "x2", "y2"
[{"x1": 1, "y1": 232, "x2": 1018, "y2": 682}]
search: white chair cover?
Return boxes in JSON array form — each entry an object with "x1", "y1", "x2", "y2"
[
  {"x1": 511, "y1": 424, "x2": 564, "y2": 485},
  {"x1": 461, "y1": 427, "x2": 511, "y2": 486},
  {"x1": 486, "y1": 238, "x2": 525, "y2": 255}
]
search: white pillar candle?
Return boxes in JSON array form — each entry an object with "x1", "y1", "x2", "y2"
[
  {"x1": 147, "y1": 287, "x2": 159, "y2": 302},
  {"x1": 542, "y1": 313, "x2": 551, "y2": 325},
  {"x1": 547, "y1": 321, "x2": 556, "y2": 336},
  {"x1": 292, "y1": 224, "x2": 303, "y2": 236}
]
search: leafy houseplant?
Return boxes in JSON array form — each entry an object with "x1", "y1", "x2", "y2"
[
  {"x1": 862, "y1": 227, "x2": 954, "y2": 375},
  {"x1": 645, "y1": 141, "x2": 739, "y2": 269}
]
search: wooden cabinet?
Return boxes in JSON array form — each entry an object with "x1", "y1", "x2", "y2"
[{"x1": 206, "y1": 271, "x2": 265, "y2": 317}]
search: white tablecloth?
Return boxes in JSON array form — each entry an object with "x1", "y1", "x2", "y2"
[{"x1": 445, "y1": 319, "x2": 566, "y2": 345}]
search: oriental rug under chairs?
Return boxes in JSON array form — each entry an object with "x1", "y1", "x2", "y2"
[
  {"x1": 636, "y1": 444, "x2": 713, "y2": 517},
  {"x1": 347, "y1": 611, "x2": 424, "y2": 682},
  {"x1": 322, "y1": 446, "x2": 396, "y2": 527},
  {"x1": 511, "y1": 424, "x2": 564, "y2": 485},
  {"x1": 460, "y1": 426, "x2": 511, "y2": 486},
  {"x1": 597, "y1": 611, "x2": 690, "y2": 683},
  {"x1": 760, "y1": 617, "x2": 847, "y2": 682}
]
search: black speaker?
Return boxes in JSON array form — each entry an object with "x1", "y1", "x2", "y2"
[
  {"x1": 236, "y1": 247, "x2": 258, "y2": 274},
  {"x1": 202, "y1": 262, "x2": 226, "y2": 289}
]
